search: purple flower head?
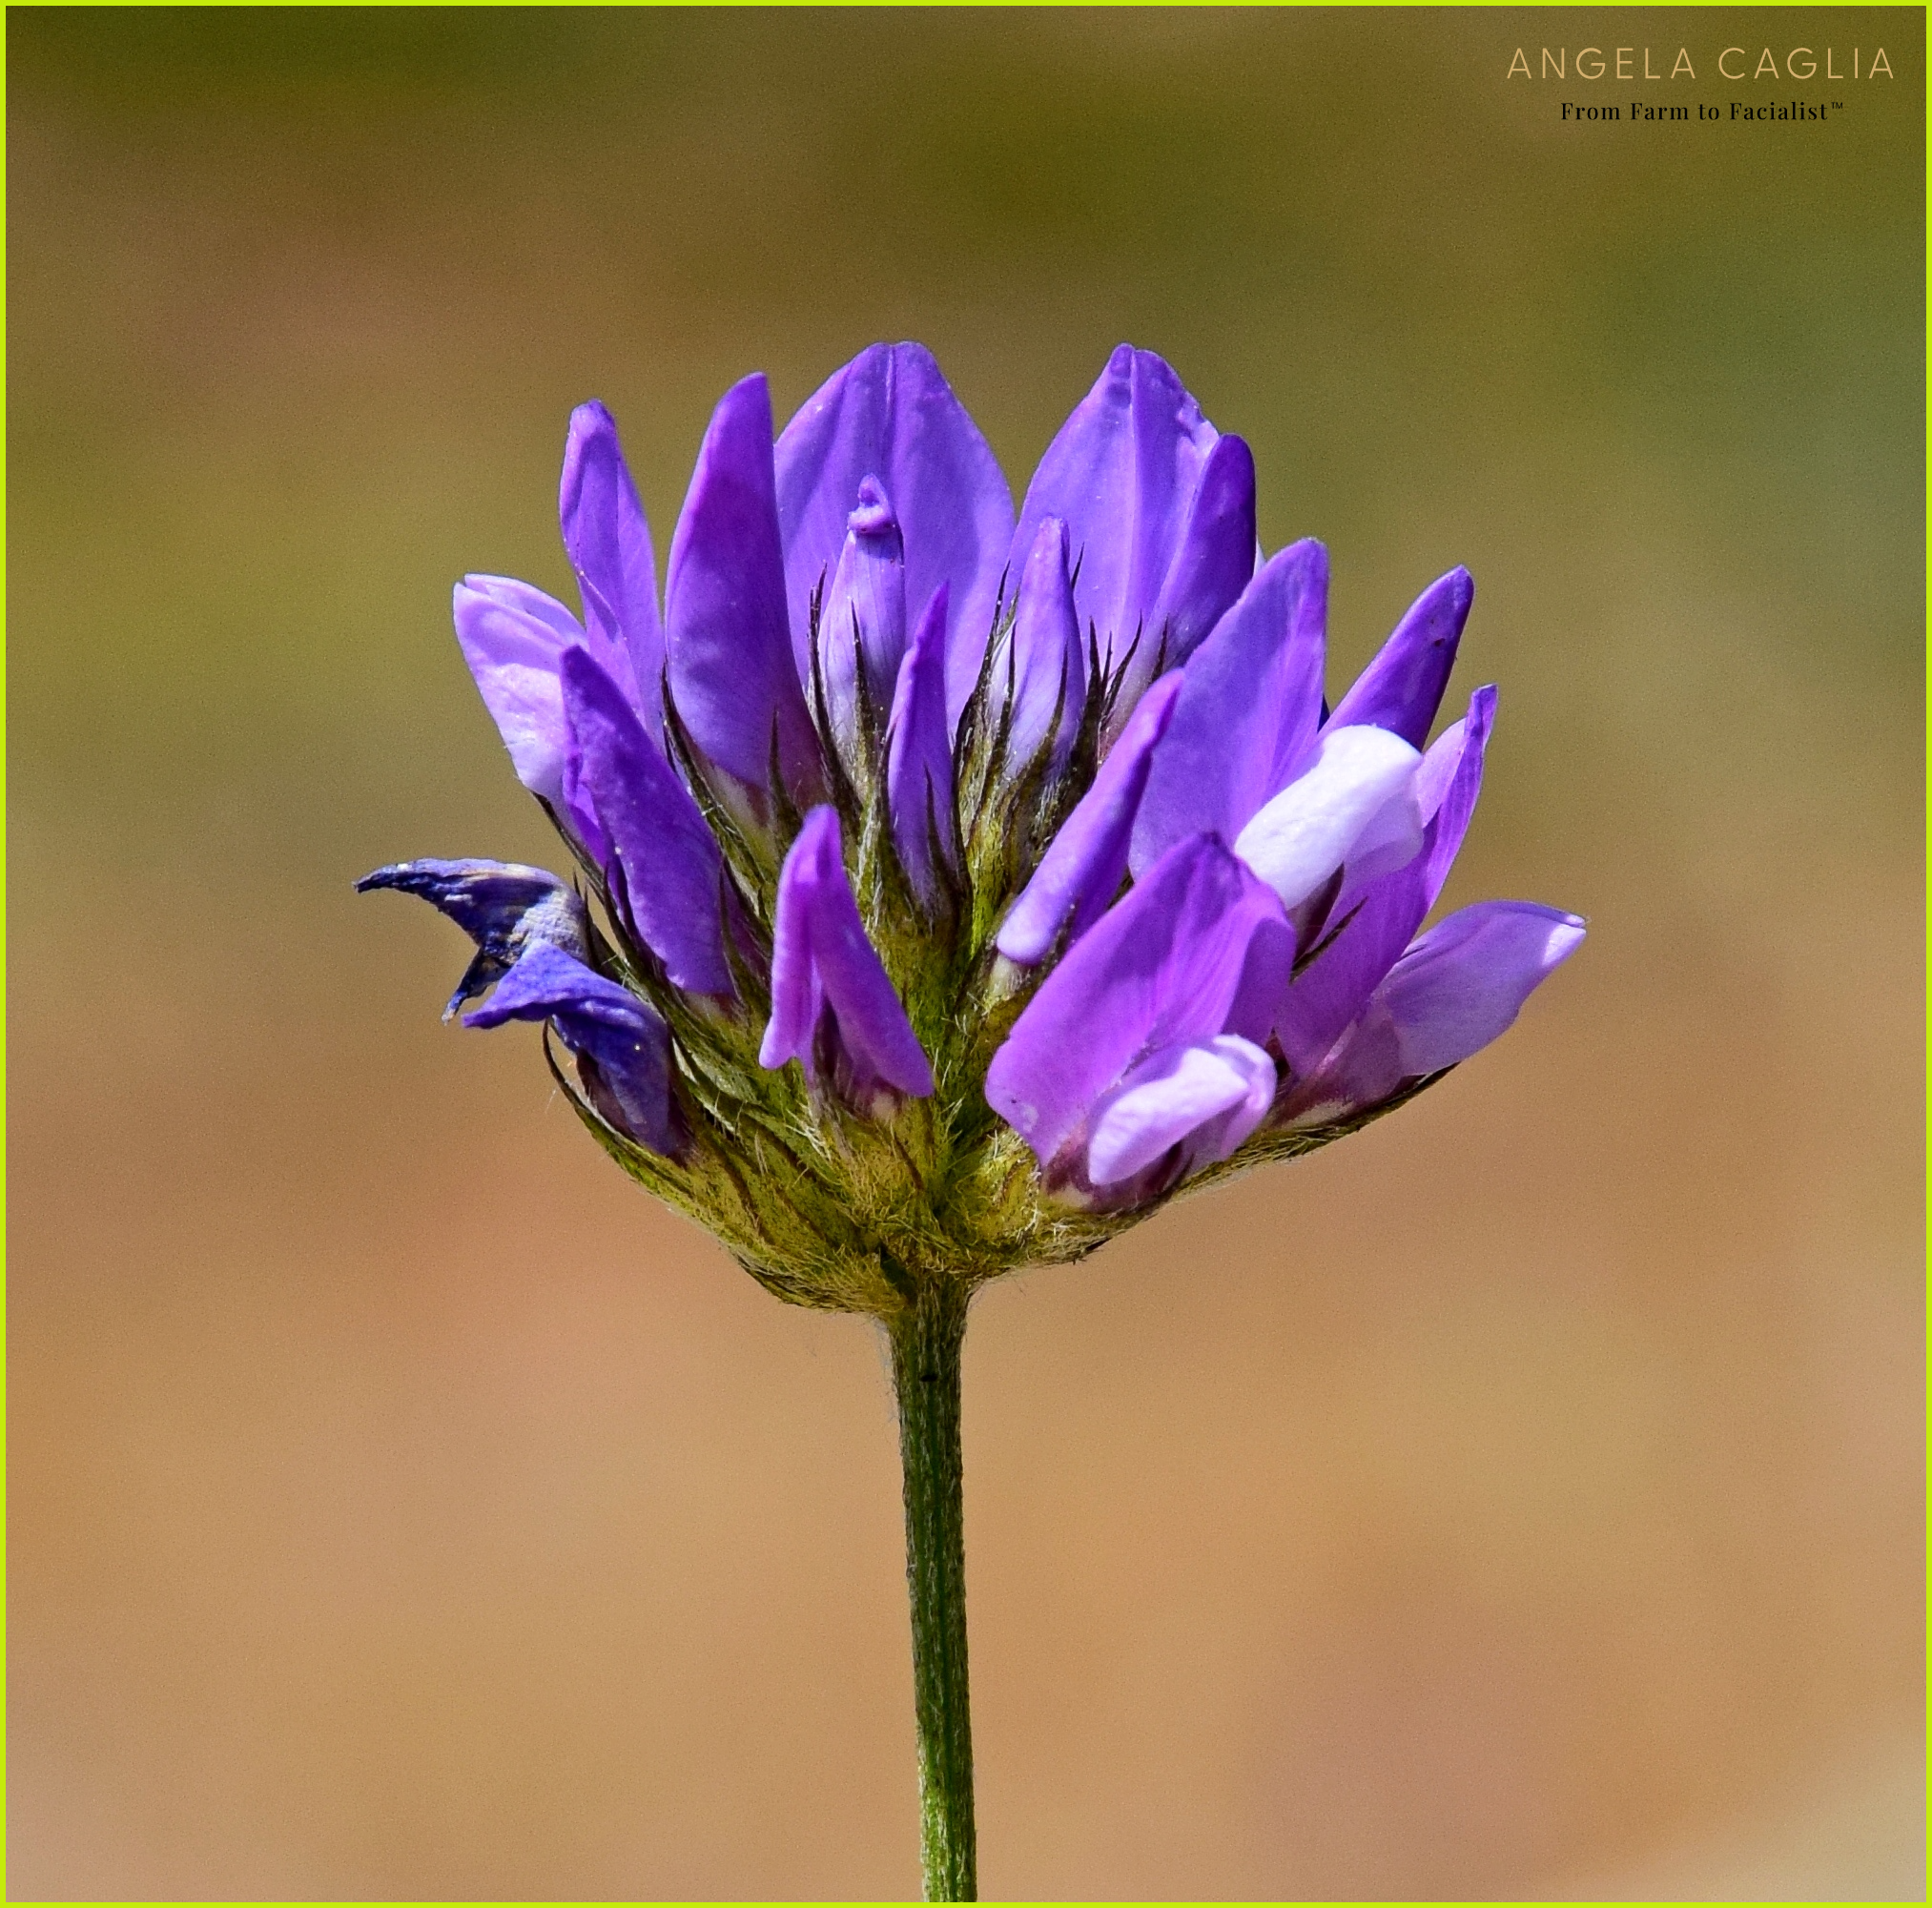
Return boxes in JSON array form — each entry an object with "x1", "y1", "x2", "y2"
[{"x1": 368, "y1": 343, "x2": 1581, "y2": 1310}]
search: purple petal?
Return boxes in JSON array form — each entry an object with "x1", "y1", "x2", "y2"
[
  {"x1": 1279, "y1": 899, "x2": 1583, "y2": 1129},
  {"x1": 758, "y1": 807, "x2": 935, "y2": 1102},
  {"x1": 462, "y1": 941, "x2": 679, "y2": 1156},
  {"x1": 986, "y1": 832, "x2": 1288, "y2": 1167},
  {"x1": 774, "y1": 342, "x2": 1014, "y2": 728},
  {"x1": 1130, "y1": 540, "x2": 1328, "y2": 875},
  {"x1": 560, "y1": 400, "x2": 666, "y2": 740},
  {"x1": 1420, "y1": 684, "x2": 1497, "y2": 901},
  {"x1": 452, "y1": 574, "x2": 599, "y2": 805},
  {"x1": 814, "y1": 475, "x2": 909, "y2": 749},
  {"x1": 1328, "y1": 567, "x2": 1473, "y2": 749},
  {"x1": 355, "y1": 856, "x2": 588, "y2": 1017},
  {"x1": 665, "y1": 374, "x2": 820, "y2": 802},
  {"x1": 1231, "y1": 724, "x2": 1423, "y2": 910},
  {"x1": 1379, "y1": 900, "x2": 1586, "y2": 1077},
  {"x1": 561, "y1": 646, "x2": 732, "y2": 997},
  {"x1": 1114, "y1": 432, "x2": 1257, "y2": 722},
  {"x1": 1272, "y1": 687, "x2": 1500, "y2": 1075},
  {"x1": 1085, "y1": 1034, "x2": 1275, "y2": 1187},
  {"x1": 885, "y1": 586, "x2": 956, "y2": 907},
  {"x1": 1003, "y1": 517, "x2": 1086, "y2": 776},
  {"x1": 1274, "y1": 861, "x2": 1431, "y2": 1077},
  {"x1": 1014, "y1": 344, "x2": 1223, "y2": 681},
  {"x1": 996, "y1": 671, "x2": 1183, "y2": 966}
]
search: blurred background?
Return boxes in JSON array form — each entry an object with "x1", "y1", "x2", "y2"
[{"x1": 9, "y1": 8, "x2": 1922, "y2": 1899}]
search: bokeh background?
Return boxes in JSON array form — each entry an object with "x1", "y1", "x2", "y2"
[{"x1": 10, "y1": 8, "x2": 1922, "y2": 1900}]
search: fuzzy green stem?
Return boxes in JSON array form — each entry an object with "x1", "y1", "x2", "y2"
[{"x1": 889, "y1": 1277, "x2": 977, "y2": 1902}]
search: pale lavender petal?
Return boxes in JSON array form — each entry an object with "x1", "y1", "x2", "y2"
[
  {"x1": 1281, "y1": 897, "x2": 1583, "y2": 1127},
  {"x1": 462, "y1": 941, "x2": 678, "y2": 1156},
  {"x1": 1085, "y1": 1034, "x2": 1275, "y2": 1186},
  {"x1": 1002, "y1": 516, "x2": 1086, "y2": 776},
  {"x1": 996, "y1": 672, "x2": 1183, "y2": 966},
  {"x1": 759, "y1": 807, "x2": 935, "y2": 1100},
  {"x1": 1130, "y1": 540, "x2": 1328, "y2": 874},
  {"x1": 355, "y1": 856, "x2": 588, "y2": 1017},
  {"x1": 561, "y1": 646, "x2": 732, "y2": 997},
  {"x1": 1379, "y1": 900, "x2": 1586, "y2": 1077},
  {"x1": 1014, "y1": 344, "x2": 1222, "y2": 678},
  {"x1": 665, "y1": 374, "x2": 820, "y2": 800},
  {"x1": 1328, "y1": 566, "x2": 1473, "y2": 749},
  {"x1": 1232, "y1": 724, "x2": 1422, "y2": 910},
  {"x1": 773, "y1": 342, "x2": 1014, "y2": 728},
  {"x1": 885, "y1": 586, "x2": 956, "y2": 906},
  {"x1": 1273, "y1": 687, "x2": 1500, "y2": 1075},
  {"x1": 986, "y1": 833, "x2": 1288, "y2": 1166},
  {"x1": 452, "y1": 574, "x2": 597, "y2": 805},
  {"x1": 814, "y1": 476, "x2": 908, "y2": 749},
  {"x1": 560, "y1": 400, "x2": 666, "y2": 739}
]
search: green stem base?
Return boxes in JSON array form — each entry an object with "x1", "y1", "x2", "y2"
[{"x1": 889, "y1": 1279, "x2": 977, "y2": 1902}]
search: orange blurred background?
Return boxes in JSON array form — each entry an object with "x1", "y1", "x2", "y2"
[{"x1": 9, "y1": 9, "x2": 1922, "y2": 1899}]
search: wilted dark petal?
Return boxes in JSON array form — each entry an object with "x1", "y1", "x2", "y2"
[
  {"x1": 758, "y1": 807, "x2": 935, "y2": 1100},
  {"x1": 1115, "y1": 432, "x2": 1257, "y2": 724},
  {"x1": 1131, "y1": 540, "x2": 1328, "y2": 874},
  {"x1": 665, "y1": 374, "x2": 820, "y2": 801},
  {"x1": 1328, "y1": 566, "x2": 1473, "y2": 749},
  {"x1": 773, "y1": 342, "x2": 1014, "y2": 728},
  {"x1": 1084, "y1": 1034, "x2": 1275, "y2": 1187},
  {"x1": 815, "y1": 476, "x2": 909, "y2": 750},
  {"x1": 560, "y1": 400, "x2": 667, "y2": 741},
  {"x1": 355, "y1": 856, "x2": 588, "y2": 1017},
  {"x1": 885, "y1": 586, "x2": 956, "y2": 907},
  {"x1": 1014, "y1": 344, "x2": 1223, "y2": 679},
  {"x1": 986, "y1": 832, "x2": 1288, "y2": 1167},
  {"x1": 996, "y1": 671, "x2": 1183, "y2": 966},
  {"x1": 1003, "y1": 517, "x2": 1086, "y2": 778},
  {"x1": 452, "y1": 574, "x2": 605, "y2": 805},
  {"x1": 462, "y1": 941, "x2": 678, "y2": 1156},
  {"x1": 560, "y1": 646, "x2": 733, "y2": 997},
  {"x1": 1231, "y1": 724, "x2": 1423, "y2": 911}
]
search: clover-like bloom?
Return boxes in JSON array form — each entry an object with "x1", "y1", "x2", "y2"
[{"x1": 362, "y1": 343, "x2": 1582, "y2": 1900}]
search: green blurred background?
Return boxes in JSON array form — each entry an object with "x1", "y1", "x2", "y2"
[{"x1": 10, "y1": 8, "x2": 1923, "y2": 1898}]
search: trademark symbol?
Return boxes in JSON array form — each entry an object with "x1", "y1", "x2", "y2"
[{"x1": 1832, "y1": 100, "x2": 1845, "y2": 110}]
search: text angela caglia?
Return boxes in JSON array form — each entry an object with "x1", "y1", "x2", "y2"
[{"x1": 1508, "y1": 45, "x2": 1893, "y2": 82}]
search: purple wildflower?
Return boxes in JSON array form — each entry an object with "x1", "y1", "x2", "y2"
[{"x1": 363, "y1": 340, "x2": 1581, "y2": 1284}]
